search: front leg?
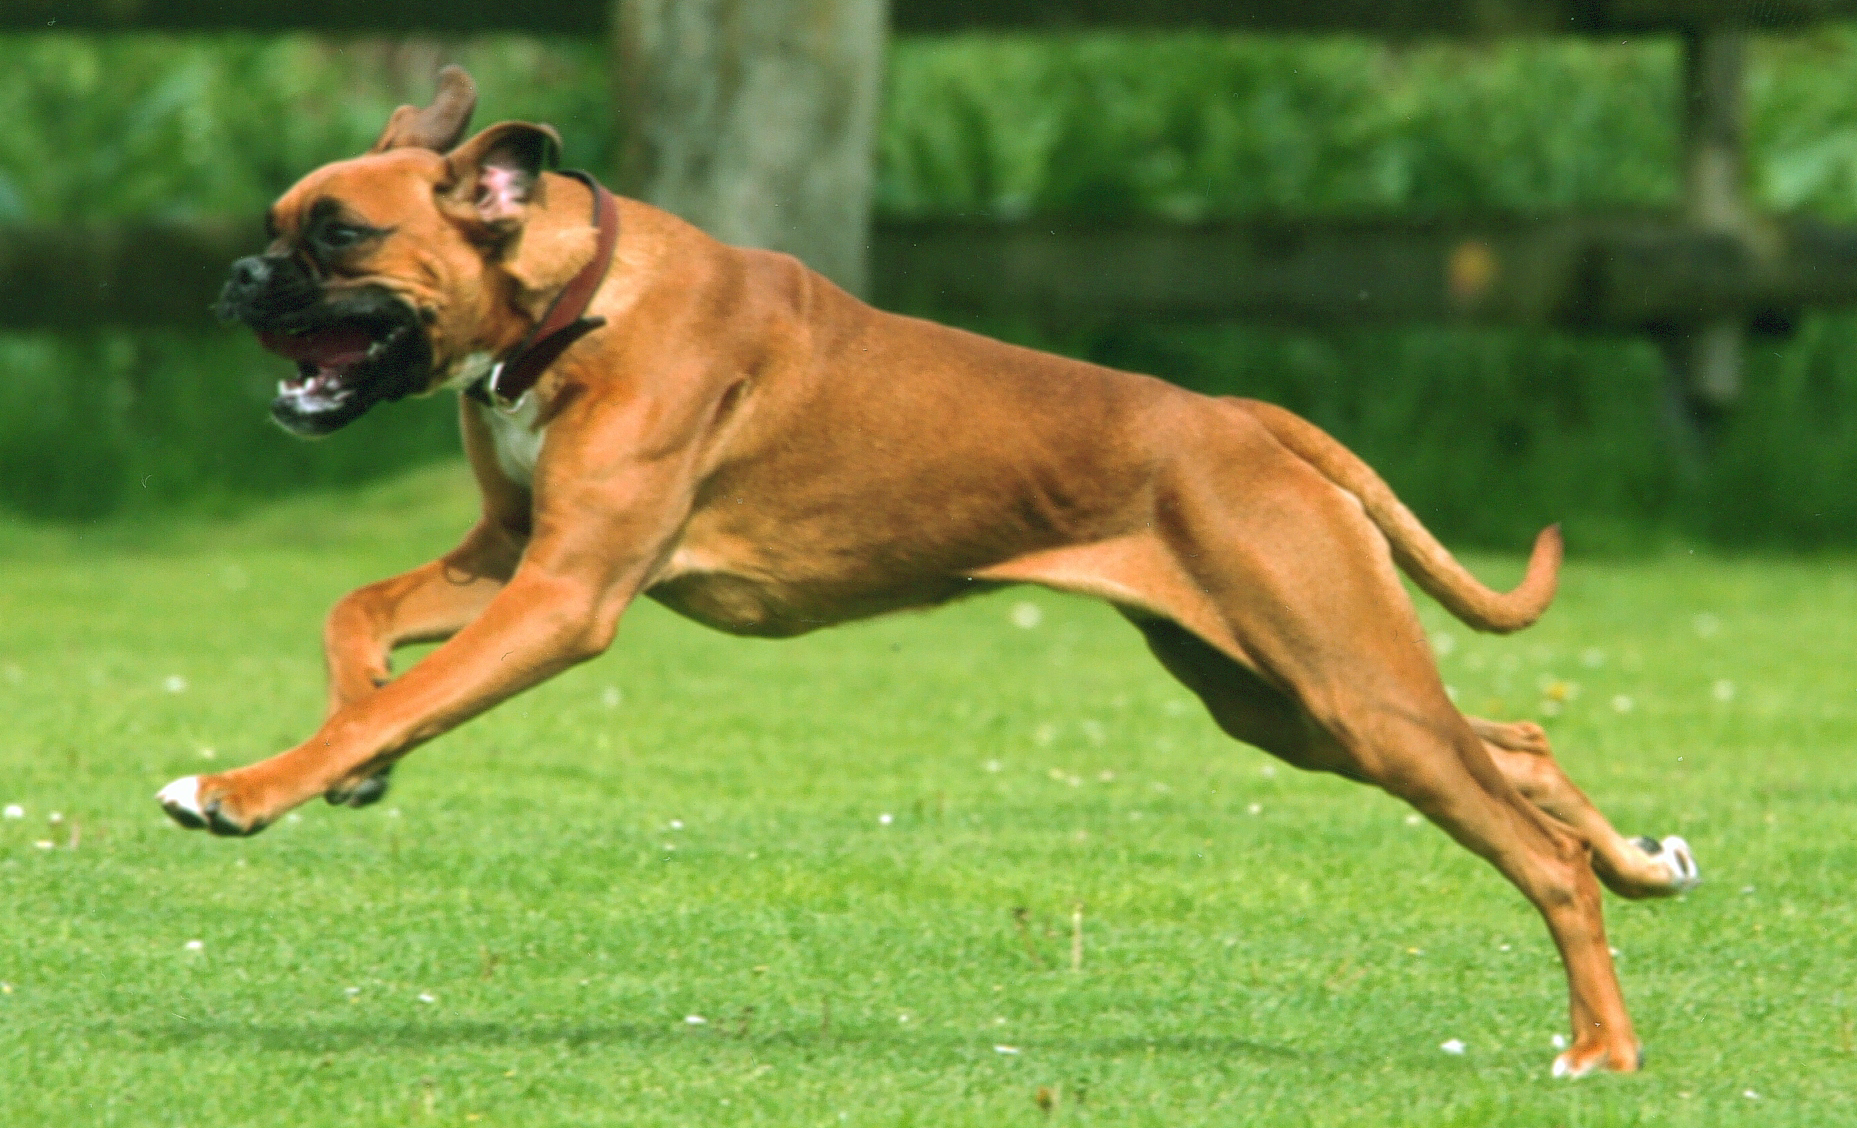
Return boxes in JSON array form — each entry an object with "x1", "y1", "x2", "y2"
[
  {"x1": 160, "y1": 365, "x2": 712, "y2": 836},
  {"x1": 160, "y1": 432, "x2": 699, "y2": 834},
  {"x1": 322, "y1": 519, "x2": 523, "y2": 716},
  {"x1": 317, "y1": 520, "x2": 523, "y2": 807},
  {"x1": 160, "y1": 554, "x2": 640, "y2": 835}
]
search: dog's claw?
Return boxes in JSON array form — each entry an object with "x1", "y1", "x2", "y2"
[{"x1": 325, "y1": 770, "x2": 392, "y2": 809}]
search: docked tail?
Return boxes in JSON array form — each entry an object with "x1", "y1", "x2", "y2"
[{"x1": 1240, "y1": 399, "x2": 1560, "y2": 634}]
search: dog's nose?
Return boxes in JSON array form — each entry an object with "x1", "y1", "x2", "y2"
[
  {"x1": 216, "y1": 255, "x2": 275, "y2": 321},
  {"x1": 229, "y1": 255, "x2": 271, "y2": 294}
]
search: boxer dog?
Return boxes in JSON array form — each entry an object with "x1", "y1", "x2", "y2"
[{"x1": 161, "y1": 67, "x2": 1699, "y2": 1076}]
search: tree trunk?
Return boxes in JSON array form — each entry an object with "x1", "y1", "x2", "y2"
[{"x1": 614, "y1": 0, "x2": 889, "y2": 296}]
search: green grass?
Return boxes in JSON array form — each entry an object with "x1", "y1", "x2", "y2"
[{"x1": 2, "y1": 463, "x2": 1854, "y2": 1126}]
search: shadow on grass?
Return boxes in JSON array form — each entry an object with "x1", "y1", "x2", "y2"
[
  {"x1": 132, "y1": 1019, "x2": 1306, "y2": 1062},
  {"x1": 143, "y1": 1018, "x2": 675, "y2": 1053}
]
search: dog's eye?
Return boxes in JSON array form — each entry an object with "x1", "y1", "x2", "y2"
[{"x1": 320, "y1": 224, "x2": 368, "y2": 250}]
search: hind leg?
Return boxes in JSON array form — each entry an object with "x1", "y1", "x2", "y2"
[
  {"x1": 1131, "y1": 613, "x2": 1641, "y2": 1076},
  {"x1": 1363, "y1": 711, "x2": 1641, "y2": 1076},
  {"x1": 1471, "y1": 719, "x2": 1699, "y2": 898},
  {"x1": 990, "y1": 412, "x2": 1646, "y2": 1072},
  {"x1": 1147, "y1": 452, "x2": 1645, "y2": 1071}
]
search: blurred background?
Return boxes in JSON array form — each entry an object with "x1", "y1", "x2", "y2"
[{"x1": 6, "y1": 1, "x2": 1857, "y2": 551}]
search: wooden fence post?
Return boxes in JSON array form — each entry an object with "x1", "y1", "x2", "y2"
[
  {"x1": 612, "y1": 0, "x2": 890, "y2": 296},
  {"x1": 1663, "y1": 25, "x2": 1755, "y2": 460}
]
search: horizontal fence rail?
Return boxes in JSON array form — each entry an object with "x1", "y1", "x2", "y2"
[
  {"x1": 10, "y1": 0, "x2": 1857, "y2": 35},
  {"x1": 9, "y1": 216, "x2": 1857, "y2": 333},
  {"x1": 875, "y1": 217, "x2": 1857, "y2": 330}
]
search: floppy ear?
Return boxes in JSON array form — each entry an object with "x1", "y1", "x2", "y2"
[
  {"x1": 370, "y1": 65, "x2": 478, "y2": 154},
  {"x1": 443, "y1": 121, "x2": 564, "y2": 229}
]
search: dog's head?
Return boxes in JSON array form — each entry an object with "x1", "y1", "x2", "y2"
[{"x1": 218, "y1": 67, "x2": 576, "y2": 436}]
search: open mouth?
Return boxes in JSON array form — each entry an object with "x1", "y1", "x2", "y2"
[
  {"x1": 250, "y1": 294, "x2": 430, "y2": 437},
  {"x1": 260, "y1": 323, "x2": 408, "y2": 415}
]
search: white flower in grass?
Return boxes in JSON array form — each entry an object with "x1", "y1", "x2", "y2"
[
  {"x1": 1743, "y1": 1090, "x2": 1760, "y2": 1100},
  {"x1": 685, "y1": 1014, "x2": 707, "y2": 1025},
  {"x1": 417, "y1": 992, "x2": 436, "y2": 1004},
  {"x1": 47, "y1": 812, "x2": 62, "y2": 824},
  {"x1": 2, "y1": 805, "x2": 21, "y2": 819},
  {"x1": 1551, "y1": 1033, "x2": 1567, "y2": 1050},
  {"x1": 1440, "y1": 1039, "x2": 1466, "y2": 1055},
  {"x1": 1009, "y1": 602, "x2": 1042, "y2": 629},
  {"x1": 344, "y1": 986, "x2": 360, "y2": 998},
  {"x1": 1247, "y1": 803, "x2": 1262, "y2": 815},
  {"x1": 31, "y1": 840, "x2": 53, "y2": 851},
  {"x1": 669, "y1": 819, "x2": 683, "y2": 830},
  {"x1": 879, "y1": 812, "x2": 893, "y2": 825},
  {"x1": 183, "y1": 940, "x2": 203, "y2": 952},
  {"x1": 993, "y1": 1044, "x2": 1020, "y2": 1055},
  {"x1": 1405, "y1": 813, "x2": 1423, "y2": 826},
  {"x1": 164, "y1": 675, "x2": 188, "y2": 693}
]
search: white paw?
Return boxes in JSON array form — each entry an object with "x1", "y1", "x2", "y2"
[
  {"x1": 1637, "y1": 834, "x2": 1701, "y2": 892},
  {"x1": 1552, "y1": 1040, "x2": 1642, "y2": 1078},
  {"x1": 158, "y1": 776, "x2": 206, "y2": 828}
]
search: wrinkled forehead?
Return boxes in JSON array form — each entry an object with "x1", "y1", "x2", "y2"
[{"x1": 271, "y1": 149, "x2": 449, "y2": 232}]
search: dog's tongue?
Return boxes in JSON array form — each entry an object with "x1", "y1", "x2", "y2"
[{"x1": 257, "y1": 326, "x2": 373, "y2": 367}]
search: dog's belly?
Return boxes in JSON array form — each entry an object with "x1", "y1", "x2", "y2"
[{"x1": 646, "y1": 545, "x2": 988, "y2": 638}]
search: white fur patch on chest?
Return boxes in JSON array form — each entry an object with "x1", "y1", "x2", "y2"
[
  {"x1": 478, "y1": 392, "x2": 545, "y2": 487},
  {"x1": 441, "y1": 349, "x2": 498, "y2": 392}
]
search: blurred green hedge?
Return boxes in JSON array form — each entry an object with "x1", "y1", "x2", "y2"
[{"x1": 7, "y1": 31, "x2": 1857, "y2": 547}]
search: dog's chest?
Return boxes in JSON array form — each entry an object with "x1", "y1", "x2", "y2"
[{"x1": 477, "y1": 394, "x2": 545, "y2": 487}]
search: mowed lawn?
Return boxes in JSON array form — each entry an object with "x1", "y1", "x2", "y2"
[{"x1": 1, "y1": 463, "x2": 1853, "y2": 1127}]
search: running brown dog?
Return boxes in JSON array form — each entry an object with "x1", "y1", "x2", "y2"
[{"x1": 159, "y1": 68, "x2": 1699, "y2": 1076}]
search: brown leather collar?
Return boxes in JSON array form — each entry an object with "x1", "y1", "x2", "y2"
[{"x1": 467, "y1": 169, "x2": 618, "y2": 407}]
